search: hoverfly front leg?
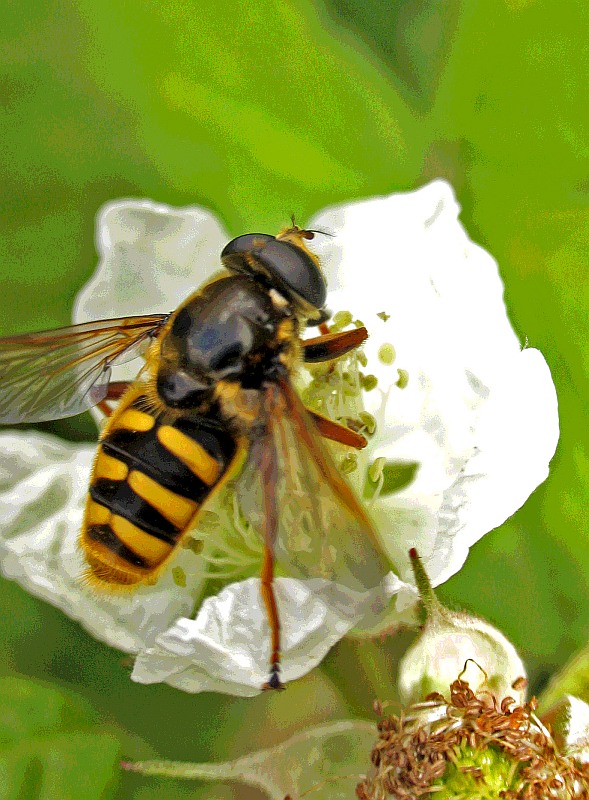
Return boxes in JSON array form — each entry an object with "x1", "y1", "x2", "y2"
[
  {"x1": 97, "y1": 381, "x2": 132, "y2": 417},
  {"x1": 302, "y1": 326, "x2": 370, "y2": 449},
  {"x1": 301, "y1": 326, "x2": 368, "y2": 364}
]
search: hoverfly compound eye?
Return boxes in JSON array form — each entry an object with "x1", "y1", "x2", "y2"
[
  {"x1": 221, "y1": 233, "x2": 275, "y2": 261},
  {"x1": 221, "y1": 232, "x2": 327, "y2": 311}
]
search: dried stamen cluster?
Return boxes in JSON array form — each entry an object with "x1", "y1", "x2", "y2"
[{"x1": 356, "y1": 679, "x2": 589, "y2": 799}]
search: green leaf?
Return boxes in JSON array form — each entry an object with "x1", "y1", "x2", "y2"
[
  {"x1": 0, "y1": 677, "x2": 120, "y2": 800},
  {"x1": 0, "y1": 0, "x2": 427, "y2": 338},
  {"x1": 0, "y1": 677, "x2": 94, "y2": 746},
  {"x1": 123, "y1": 719, "x2": 374, "y2": 800}
]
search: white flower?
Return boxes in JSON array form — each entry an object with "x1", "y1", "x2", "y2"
[{"x1": 0, "y1": 182, "x2": 558, "y2": 696}]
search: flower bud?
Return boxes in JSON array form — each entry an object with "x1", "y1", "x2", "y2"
[{"x1": 398, "y1": 549, "x2": 526, "y2": 705}]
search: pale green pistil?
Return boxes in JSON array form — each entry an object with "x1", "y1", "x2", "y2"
[{"x1": 436, "y1": 746, "x2": 517, "y2": 799}]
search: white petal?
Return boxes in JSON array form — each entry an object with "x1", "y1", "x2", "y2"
[
  {"x1": 0, "y1": 431, "x2": 200, "y2": 652},
  {"x1": 73, "y1": 199, "x2": 230, "y2": 420},
  {"x1": 310, "y1": 181, "x2": 558, "y2": 592},
  {"x1": 312, "y1": 180, "x2": 518, "y2": 360},
  {"x1": 75, "y1": 199, "x2": 230, "y2": 324},
  {"x1": 427, "y1": 347, "x2": 559, "y2": 585},
  {"x1": 132, "y1": 575, "x2": 397, "y2": 696}
]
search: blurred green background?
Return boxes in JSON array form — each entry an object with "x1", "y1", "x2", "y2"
[{"x1": 1, "y1": 0, "x2": 589, "y2": 797}]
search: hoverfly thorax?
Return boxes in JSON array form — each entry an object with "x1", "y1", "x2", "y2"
[
  {"x1": 220, "y1": 225, "x2": 327, "y2": 322},
  {"x1": 156, "y1": 274, "x2": 297, "y2": 410}
]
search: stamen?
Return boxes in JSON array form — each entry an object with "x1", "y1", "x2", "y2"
[
  {"x1": 396, "y1": 369, "x2": 409, "y2": 389},
  {"x1": 172, "y1": 566, "x2": 187, "y2": 587},
  {"x1": 358, "y1": 411, "x2": 376, "y2": 435},
  {"x1": 329, "y1": 310, "x2": 353, "y2": 332},
  {"x1": 368, "y1": 457, "x2": 386, "y2": 483},
  {"x1": 367, "y1": 457, "x2": 386, "y2": 506},
  {"x1": 182, "y1": 537, "x2": 204, "y2": 555},
  {"x1": 378, "y1": 343, "x2": 396, "y2": 366},
  {"x1": 182, "y1": 489, "x2": 266, "y2": 582},
  {"x1": 194, "y1": 510, "x2": 221, "y2": 533},
  {"x1": 339, "y1": 452, "x2": 358, "y2": 475},
  {"x1": 360, "y1": 374, "x2": 378, "y2": 391}
]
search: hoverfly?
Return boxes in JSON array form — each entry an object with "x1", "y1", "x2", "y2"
[{"x1": 0, "y1": 225, "x2": 389, "y2": 689}]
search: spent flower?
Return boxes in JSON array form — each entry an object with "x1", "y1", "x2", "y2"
[
  {"x1": 357, "y1": 678, "x2": 589, "y2": 799},
  {"x1": 359, "y1": 554, "x2": 589, "y2": 798},
  {"x1": 0, "y1": 181, "x2": 558, "y2": 695}
]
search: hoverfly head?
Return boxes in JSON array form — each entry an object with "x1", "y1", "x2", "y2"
[{"x1": 221, "y1": 224, "x2": 329, "y2": 321}]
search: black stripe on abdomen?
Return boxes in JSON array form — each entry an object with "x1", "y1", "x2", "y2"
[
  {"x1": 89, "y1": 479, "x2": 180, "y2": 544},
  {"x1": 86, "y1": 524, "x2": 148, "y2": 568},
  {"x1": 101, "y1": 428, "x2": 210, "y2": 502},
  {"x1": 101, "y1": 399, "x2": 237, "y2": 500}
]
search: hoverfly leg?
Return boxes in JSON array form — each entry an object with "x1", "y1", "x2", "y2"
[
  {"x1": 302, "y1": 326, "x2": 368, "y2": 363},
  {"x1": 97, "y1": 400, "x2": 113, "y2": 418},
  {"x1": 309, "y1": 411, "x2": 367, "y2": 450},
  {"x1": 302, "y1": 326, "x2": 370, "y2": 449},
  {"x1": 97, "y1": 381, "x2": 132, "y2": 417},
  {"x1": 258, "y1": 397, "x2": 285, "y2": 691},
  {"x1": 260, "y1": 542, "x2": 284, "y2": 691},
  {"x1": 104, "y1": 381, "x2": 132, "y2": 400}
]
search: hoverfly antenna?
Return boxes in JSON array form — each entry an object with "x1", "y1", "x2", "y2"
[{"x1": 306, "y1": 228, "x2": 335, "y2": 238}]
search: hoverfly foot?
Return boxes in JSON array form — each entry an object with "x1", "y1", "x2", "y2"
[{"x1": 262, "y1": 664, "x2": 285, "y2": 691}]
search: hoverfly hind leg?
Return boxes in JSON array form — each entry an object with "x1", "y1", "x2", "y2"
[
  {"x1": 309, "y1": 410, "x2": 368, "y2": 450},
  {"x1": 260, "y1": 541, "x2": 285, "y2": 691},
  {"x1": 263, "y1": 664, "x2": 284, "y2": 692}
]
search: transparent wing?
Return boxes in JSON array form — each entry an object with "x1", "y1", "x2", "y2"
[
  {"x1": 235, "y1": 379, "x2": 389, "y2": 593},
  {"x1": 0, "y1": 314, "x2": 168, "y2": 423}
]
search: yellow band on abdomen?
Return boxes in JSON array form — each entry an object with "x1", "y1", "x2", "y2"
[
  {"x1": 116, "y1": 409, "x2": 155, "y2": 432},
  {"x1": 110, "y1": 514, "x2": 173, "y2": 566},
  {"x1": 128, "y1": 469, "x2": 198, "y2": 529},
  {"x1": 157, "y1": 425, "x2": 221, "y2": 485},
  {"x1": 93, "y1": 449, "x2": 129, "y2": 481}
]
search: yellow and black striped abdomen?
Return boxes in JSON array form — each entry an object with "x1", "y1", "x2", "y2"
[{"x1": 81, "y1": 388, "x2": 239, "y2": 587}]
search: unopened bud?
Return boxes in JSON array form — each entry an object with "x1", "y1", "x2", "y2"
[{"x1": 398, "y1": 549, "x2": 526, "y2": 705}]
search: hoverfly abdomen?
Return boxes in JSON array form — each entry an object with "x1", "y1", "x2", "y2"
[{"x1": 82, "y1": 387, "x2": 239, "y2": 586}]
